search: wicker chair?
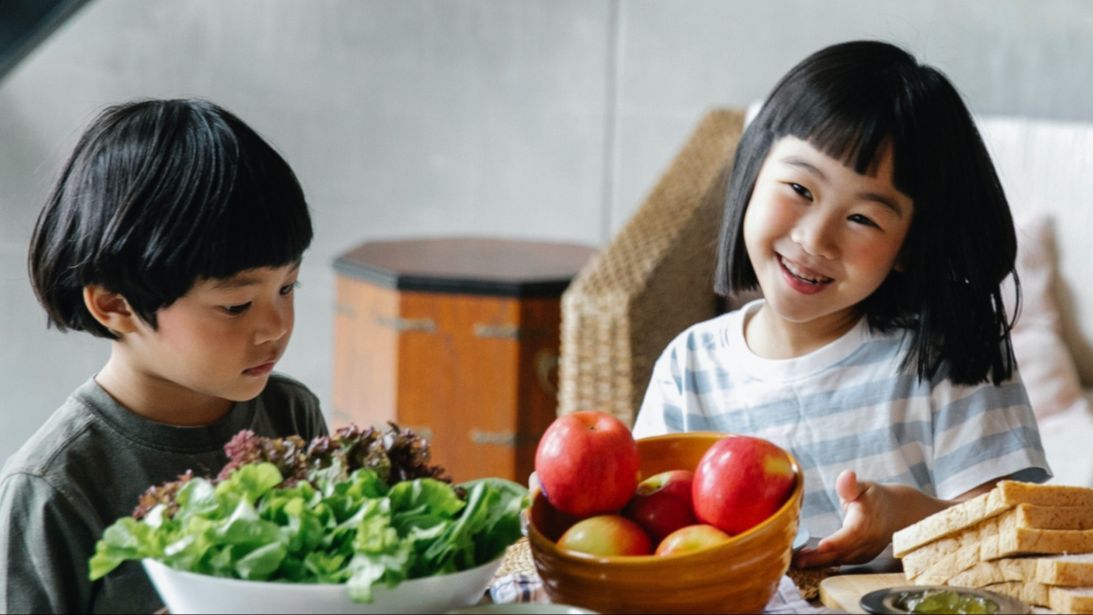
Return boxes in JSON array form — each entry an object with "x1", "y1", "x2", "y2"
[{"x1": 557, "y1": 108, "x2": 748, "y2": 427}]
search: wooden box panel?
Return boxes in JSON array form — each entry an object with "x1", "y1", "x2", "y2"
[
  {"x1": 332, "y1": 277, "x2": 398, "y2": 428},
  {"x1": 332, "y1": 278, "x2": 562, "y2": 483}
]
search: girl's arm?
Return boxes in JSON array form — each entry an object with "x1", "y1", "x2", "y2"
[{"x1": 793, "y1": 470, "x2": 997, "y2": 568}]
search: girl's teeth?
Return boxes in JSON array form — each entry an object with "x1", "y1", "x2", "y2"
[{"x1": 783, "y1": 258, "x2": 831, "y2": 284}]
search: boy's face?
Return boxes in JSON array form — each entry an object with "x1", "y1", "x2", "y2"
[
  {"x1": 743, "y1": 136, "x2": 913, "y2": 337},
  {"x1": 124, "y1": 263, "x2": 300, "y2": 404}
]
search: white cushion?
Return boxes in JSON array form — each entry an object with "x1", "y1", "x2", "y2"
[
  {"x1": 1037, "y1": 394, "x2": 1093, "y2": 487},
  {"x1": 979, "y1": 117, "x2": 1093, "y2": 387},
  {"x1": 1002, "y1": 214, "x2": 1084, "y2": 421}
]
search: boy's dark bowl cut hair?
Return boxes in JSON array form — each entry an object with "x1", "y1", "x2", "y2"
[
  {"x1": 715, "y1": 40, "x2": 1020, "y2": 386},
  {"x1": 28, "y1": 98, "x2": 313, "y2": 339}
]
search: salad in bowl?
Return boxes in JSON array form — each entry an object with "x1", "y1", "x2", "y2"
[{"x1": 90, "y1": 424, "x2": 527, "y2": 612}]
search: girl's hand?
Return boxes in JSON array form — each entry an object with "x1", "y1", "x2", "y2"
[
  {"x1": 792, "y1": 471, "x2": 997, "y2": 569},
  {"x1": 793, "y1": 469, "x2": 893, "y2": 568}
]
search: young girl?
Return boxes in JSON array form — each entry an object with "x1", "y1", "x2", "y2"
[
  {"x1": 631, "y1": 40, "x2": 1050, "y2": 568},
  {"x1": 0, "y1": 99, "x2": 328, "y2": 612}
]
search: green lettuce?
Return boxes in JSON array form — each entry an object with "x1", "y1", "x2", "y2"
[{"x1": 90, "y1": 462, "x2": 527, "y2": 603}]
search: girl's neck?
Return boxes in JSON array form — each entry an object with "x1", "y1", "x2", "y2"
[
  {"x1": 95, "y1": 347, "x2": 233, "y2": 427},
  {"x1": 744, "y1": 303, "x2": 862, "y2": 359}
]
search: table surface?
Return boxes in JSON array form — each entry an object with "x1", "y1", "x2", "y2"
[
  {"x1": 800, "y1": 537, "x2": 905, "y2": 612},
  {"x1": 819, "y1": 572, "x2": 906, "y2": 613}
]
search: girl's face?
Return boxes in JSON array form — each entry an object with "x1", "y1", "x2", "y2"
[
  {"x1": 743, "y1": 136, "x2": 913, "y2": 339},
  {"x1": 123, "y1": 263, "x2": 300, "y2": 409}
]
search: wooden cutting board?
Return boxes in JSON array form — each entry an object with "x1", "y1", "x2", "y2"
[{"x1": 819, "y1": 573, "x2": 907, "y2": 613}]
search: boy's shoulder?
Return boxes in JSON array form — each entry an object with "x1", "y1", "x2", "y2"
[
  {"x1": 1, "y1": 380, "x2": 100, "y2": 482},
  {"x1": 261, "y1": 372, "x2": 321, "y2": 409},
  {"x1": 253, "y1": 372, "x2": 327, "y2": 438},
  {"x1": 0, "y1": 381, "x2": 106, "y2": 515},
  {"x1": 1, "y1": 374, "x2": 321, "y2": 485}
]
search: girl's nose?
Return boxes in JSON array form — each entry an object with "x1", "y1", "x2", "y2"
[{"x1": 789, "y1": 212, "x2": 838, "y2": 260}]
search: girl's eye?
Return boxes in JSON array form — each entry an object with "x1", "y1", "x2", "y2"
[
  {"x1": 222, "y1": 302, "x2": 252, "y2": 316},
  {"x1": 848, "y1": 213, "x2": 879, "y2": 228},
  {"x1": 789, "y1": 183, "x2": 813, "y2": 200},
  {"x1": 280, "y1": 281, "x2": 300, "y2": 296}
]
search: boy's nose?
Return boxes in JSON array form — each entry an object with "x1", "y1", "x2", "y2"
[
  {"x1": 790, "y1": 212, "x2": 839, "y2": 260},
  {"x1": 255, "y1": 303, "x2": 291, "y2": 345}
]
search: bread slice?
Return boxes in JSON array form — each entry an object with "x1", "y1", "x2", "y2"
[
  {"x1": 893, "y1": 481, "x2": 1093, "y2": 557},
  {"x1": 948, "y1": 553, "x2": 1093, "y2": 588},
  {"x1": 908, "y1": 542, "x2": 982, "y2": 584},
  {"x1": 903, "y1": 506, "x2": 1020, "y2": 579},
  {"x1": 986, "y1": 580, "x2": 1093, "y2": 614},
  {"x1": 947, "y1": 557, "x2": 1028, "y2": 588},
  {"x1": 1038, "y1": 553, "x2": 1093, "y2": 586},
  {"x1": 905, "y1": 509, "x2": 1093, "y2": 584}
]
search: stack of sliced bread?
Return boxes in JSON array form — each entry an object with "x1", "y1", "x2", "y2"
[{"x1": 893, "y1": 480, "x2": 1093, "y2": 614}]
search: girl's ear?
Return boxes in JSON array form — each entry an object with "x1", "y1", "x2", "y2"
[
  {"x1": 82, "y1": 285, "x2": 139, "y2": 335},
  {"x1": 893, "y1": 240, "x2": 911, "y2": 273}
]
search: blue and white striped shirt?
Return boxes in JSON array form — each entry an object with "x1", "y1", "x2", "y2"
[{"x1": 632, "y1": 300, "x2": 1051, "y2": 539}]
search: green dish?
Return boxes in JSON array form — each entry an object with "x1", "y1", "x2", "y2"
[{"x1": 860, "y1": 585, "x2": 1029, "y2": 615}]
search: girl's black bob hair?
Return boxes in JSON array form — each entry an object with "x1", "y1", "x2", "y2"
[
  {"x1": 715, "y1": 40, "x2": 1019, "y2": 386},
  {"x1": 28, "y1": 98, "x2": 313, "y2": 339}
]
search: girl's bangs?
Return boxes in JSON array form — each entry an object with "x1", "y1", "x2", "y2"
[{"x1": 767, "y1": 91, "x2": 917, "y2": 199}]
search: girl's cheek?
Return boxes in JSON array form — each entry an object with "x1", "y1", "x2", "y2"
[{"x1": 748, "y1": 200, "x2": 794, "y2": 239}]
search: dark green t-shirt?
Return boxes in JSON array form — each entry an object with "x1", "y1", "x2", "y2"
[{"x1": 0, "y1": 373, "x2": 328, "y2": 614}]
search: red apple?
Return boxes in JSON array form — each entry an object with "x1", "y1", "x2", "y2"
[
  {"x1": 621, "y1": 469, "x2": 697, "y2": 542},
  {"x1": 654, "y1": 523, "x2": 732, "y2": 556},
  {"x1": 557, "y1": 514, "x2": 652, "y2": 556},
  {"x1": 692, "y1": 435, "x2": 795, "y2": 536},
  {"x1": 534, "y1": 410, "x2": 640, "y2": 517}
]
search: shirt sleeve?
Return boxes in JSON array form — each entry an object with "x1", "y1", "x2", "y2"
[
  {"x1": 632, "y1": 347, "x2": 684, "y2": 439},
  {"x1": 301, "y1": 385, "x2": 330, "y2": 439},
  {"x1": 0, "y1": 472, "x2": 95, "y2": 613},
  {"x1": 929, "y1": 371, "x2": 1052, "y2": 500},
  {"x1": 264, "y1": 374, "x2": 329, "y2": 440}
]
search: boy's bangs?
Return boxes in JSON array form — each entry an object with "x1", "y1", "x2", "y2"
[
  {"x1": 140, "y1": 111, "x2": 313, "y2": 288},
  {"x1": 189, "y1": 161, "x2": 312, "y2": 281}
]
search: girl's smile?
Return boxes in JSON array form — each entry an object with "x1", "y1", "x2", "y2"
[
  {"x1": 778, "y1": 254, "x2": 834, "y2": 293},
  {"x1": 743, "y1": 136, "x2": 913, "y2": 357}
]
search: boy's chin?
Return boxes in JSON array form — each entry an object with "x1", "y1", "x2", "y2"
[{"x1": 222, "y1": 376, "x2": 272, "y2": 402}]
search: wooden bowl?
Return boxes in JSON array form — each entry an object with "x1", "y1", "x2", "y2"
[{"x1": 527, "y1": 432, "x2": 803, "y2": 614}]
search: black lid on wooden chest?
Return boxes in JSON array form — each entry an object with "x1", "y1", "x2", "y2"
[{"x1": 333, "y1": 237, "x2": 597, "y2": 298}]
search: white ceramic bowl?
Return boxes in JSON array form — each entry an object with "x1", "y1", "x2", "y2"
[{"x1": 142, "y1": 556, "x2": 503, "y2": 614}]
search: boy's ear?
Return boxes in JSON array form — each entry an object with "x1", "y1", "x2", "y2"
[{"x1": 82, "y1": 285, "x2": 139, "y2": 335}]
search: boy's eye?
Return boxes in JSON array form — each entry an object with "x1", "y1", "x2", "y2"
[
  {"x1": 280, "y1": 281, "x2": 300, "y2": 296},
  {"x1": 848, "y1": 213, "x2": 879, "y2": 228},
  {"x1": 789, "y1": 183, "x2": 813, "y2": 200},
  {"x1": 222, "y1": 302, "x2": 252, "y2": 315}
]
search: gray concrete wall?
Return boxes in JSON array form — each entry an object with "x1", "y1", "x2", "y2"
[{"x1": 2, "y1": 0, "x2": 1091, "y2": 463}]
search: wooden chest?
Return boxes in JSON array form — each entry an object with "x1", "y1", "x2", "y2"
[{"x1": 331, "y1": 237, "x2": 595, "y2": 483}]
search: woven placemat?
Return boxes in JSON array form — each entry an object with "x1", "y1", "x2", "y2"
[
  {"x1": 492, "y1": 537, "x2": 536, "y2": 582},
  {"x1": 786, "y1": 566, "x2": 837, "y2": 601}
]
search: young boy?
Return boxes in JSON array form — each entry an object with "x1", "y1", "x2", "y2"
[{"x1": 0, "y1": 99, "x2": 328, "y2": 613}]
